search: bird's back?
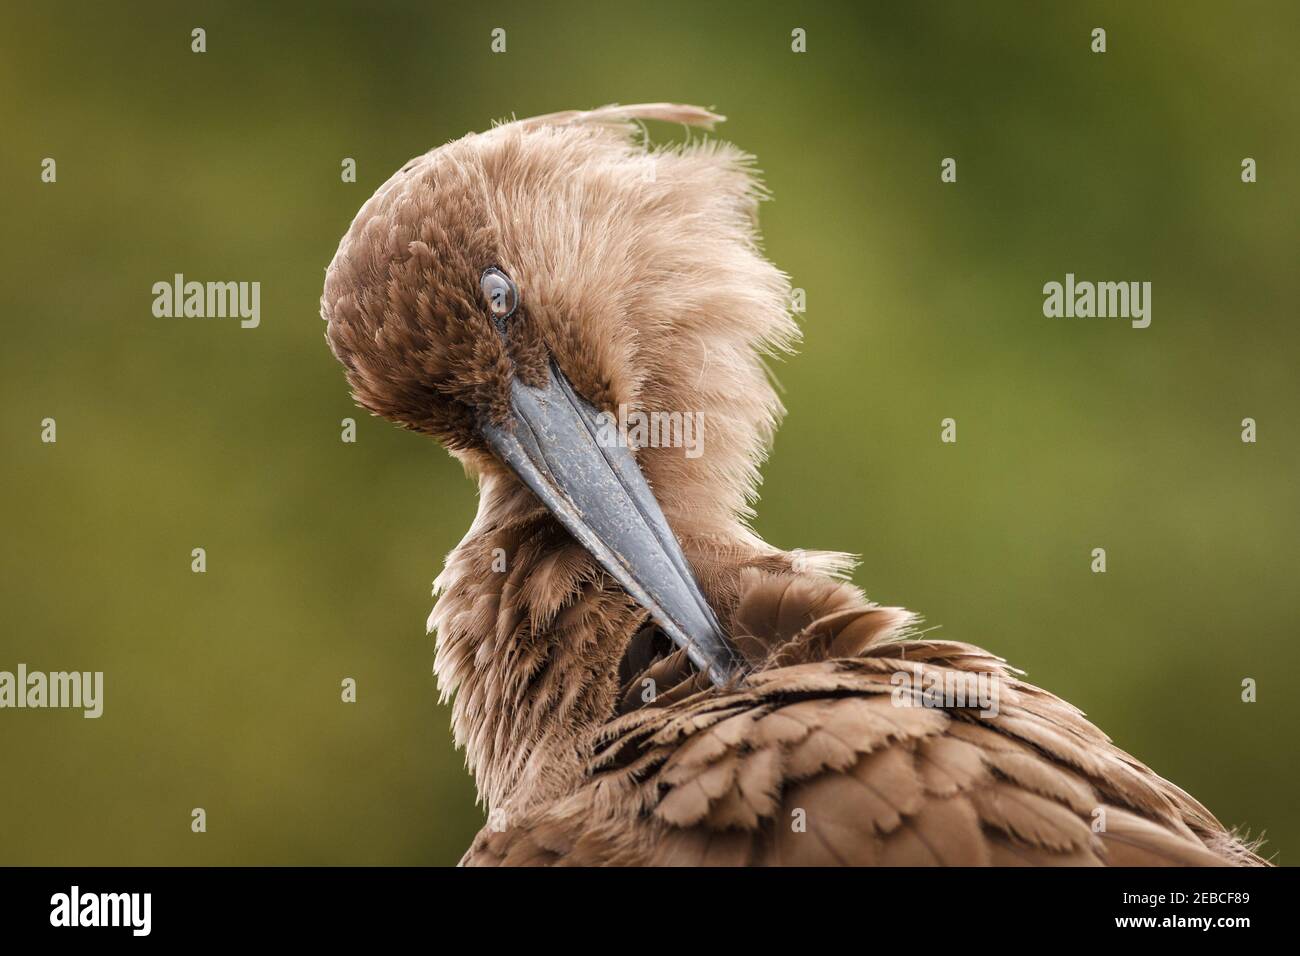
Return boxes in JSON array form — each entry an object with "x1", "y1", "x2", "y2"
[{"x1": 462, "y1": 568, "x2": 1266, "y2": 866}]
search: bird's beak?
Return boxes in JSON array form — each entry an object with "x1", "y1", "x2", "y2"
[{"x1": 480, "y1": 361, "x2": 742, "y2": 687}]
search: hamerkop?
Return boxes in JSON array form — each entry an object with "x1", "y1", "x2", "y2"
[{"x1": 322, "y1": 104, "x2": 1265, "y2": 866}]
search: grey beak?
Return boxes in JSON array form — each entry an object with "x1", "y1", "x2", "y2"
[{"x1": 481, "y1": 361, "x2": 742, "y2": 687}]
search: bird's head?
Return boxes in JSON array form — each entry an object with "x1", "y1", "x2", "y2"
[{"x1": 322, "y1": 104, "x2": 798, "y2": 686}]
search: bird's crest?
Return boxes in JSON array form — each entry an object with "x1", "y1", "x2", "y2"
[{"x1": 501, "y1": 102, "x2": 725, "y2": 134}]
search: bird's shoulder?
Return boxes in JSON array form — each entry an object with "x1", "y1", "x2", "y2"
[{"x1": 462, "y1": 571, "x2": 1262, "y2": 866}]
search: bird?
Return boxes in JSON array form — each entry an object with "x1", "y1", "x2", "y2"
[{"x1": 321, "y1": 103, "x2": 1267, "y2": 866}]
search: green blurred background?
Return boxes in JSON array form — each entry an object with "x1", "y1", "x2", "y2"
[{"x1": 2, "y1": 1, "x2": 1296, "y2": 865}]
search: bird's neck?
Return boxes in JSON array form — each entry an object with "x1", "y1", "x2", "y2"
[{"x1": 429, "y1": 472, "x2": 646, "y2": 815}]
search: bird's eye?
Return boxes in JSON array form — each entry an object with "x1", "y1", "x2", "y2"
[{"x1": 480, "y1": 267, "x2": 518, "y2": 321}]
